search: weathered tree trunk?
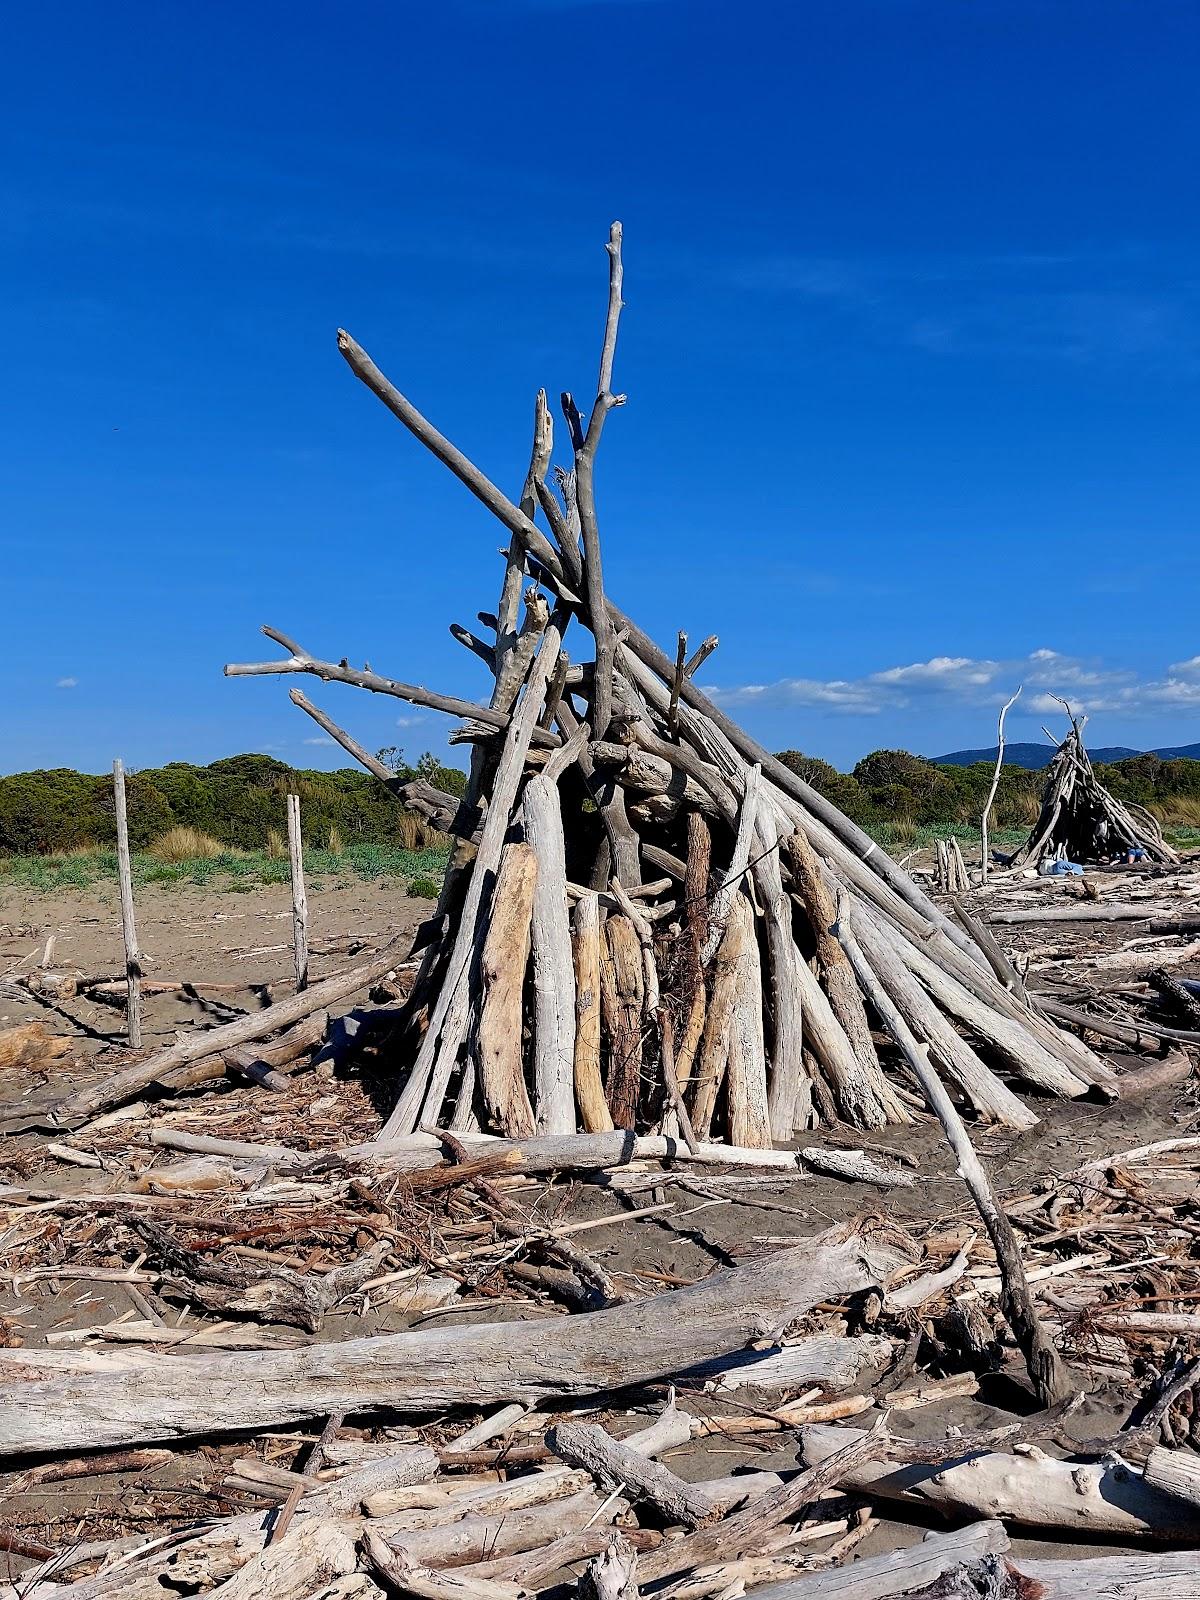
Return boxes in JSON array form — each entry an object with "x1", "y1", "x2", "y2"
[
  {"x1": 600, "y1": 913, "x2": 643, "y2": 1129},
  {"x1": 521, "y1": 773, "x2": 576, "y2": 1134},
  {"x1": 0, "y1": 1221, "x2": 906, "y2": 1454},
  {"x1": 572, "y1": 892, "x2": 614, "y2": 1133},
  {"x1": 723, "y1": 893, "x2": 772, "y2": 1149},
  {"x1": 476, "y1": 842, "x2": 537, "y2": 1136}
]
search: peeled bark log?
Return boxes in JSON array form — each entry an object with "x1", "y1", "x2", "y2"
[
  {"x1": 0, "y1": 1220, "x2": 907, "y2": 1454},
  {"x1": 780, "y1": 823, "x2": 909, "y2": 1127},
  {"x1": 476, "y1": 842, "x2": 537, "y2": 1137},
  {"x1": 549, "y1": 1419, "x2": 719, "y2": 1525},
  {"x1": 723, "y1": 893, "x2": 772, "y2": 1149},
  {"x1": 801, "y1": 1422, "x2": 1200, "y2": 1539},
  {"x1": 751, "y1": 817, "x2": 810, "y2": 1138},
  {"x1": 572, "y1": 893, "x2": 614, "y2": 1133},
  {"x1": 691, "y1": 901, "x2": 744, "y2": 1140},
  {"x1": 601, "y1": 913, "x2": 643, "y2": 1129},
  {"x1": 522, "y1": 773, "x2": 576, "y2": 1134},
  {"x1": 736, "y1": 1520, "x2": 1009, "y2": 1600},
  {"x1": 0, "y1": 1023, "x2": 72, "y2": 1072}
]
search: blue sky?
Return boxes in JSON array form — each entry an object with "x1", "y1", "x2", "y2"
[{"x1": 3, "y1": 0, "x2": 1198, "y2": 776}]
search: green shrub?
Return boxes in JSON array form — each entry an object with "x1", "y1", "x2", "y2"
[
  {"x1": 407, "y1": 875, "x2": 440, "y2": 899},
  {"x1": 0, "y1": 753, "x2": 467, "y2": 858}
]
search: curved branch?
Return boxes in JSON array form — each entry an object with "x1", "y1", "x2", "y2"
[
  {"x1": 287, "y1": 690, "x2": 464, "y2": 834},
  {"x1": 980, "y1": 685, "x2": 1021, "y2": 885}
]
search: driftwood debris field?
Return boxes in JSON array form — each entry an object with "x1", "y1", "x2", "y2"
[{"x1": 5, "y1": 228, "x2": 1200, "y2": 1598}]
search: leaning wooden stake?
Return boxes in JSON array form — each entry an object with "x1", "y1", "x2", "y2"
[
  {"x1": 112, "y1": 758, "x2": 143, "y2": 1048},
  {"x1": 835, "y1": 896, "x2": 1072, "y2": 1407},
  {"x1": 286, "y1": 792, "x2": 309, "y2": 992}
]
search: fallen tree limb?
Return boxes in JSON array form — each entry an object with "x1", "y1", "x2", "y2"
[
  {"x1": 799, "y1": 1421, "x2": 1200, "y2": 1539},
  {"x1": 0, "y1": 1219, "x2": 907, "y2": 1454},
  {"x1": 4, "y1": 945, "x2": 411, "y2": 1131}
]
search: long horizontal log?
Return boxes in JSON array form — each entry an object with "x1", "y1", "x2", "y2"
[
  {"x1": 989, "y1": 904, "x2": 1199, "y2": 927},
  {"x1": 738, "y1": 1520, "x2": 1009, "y2": 1600},
  {"x1": 4, "y1": 944, "x2": 410, "y2": 1131},
  {"x1": 0, "y1": 1220, "x2": 907, "y2": 1454}
]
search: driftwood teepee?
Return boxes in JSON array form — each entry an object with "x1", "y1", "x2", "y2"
[
  {"x1": 1011, "y1": 711, "x2": 1177, "y2": 869},
  {"x1": 228, "y1": 226, "x2": 1119, "y2": 1147}
]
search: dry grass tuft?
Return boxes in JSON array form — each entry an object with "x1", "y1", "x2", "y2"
[
  {"x1": 265, "y1": 826, "x2": 287, "y2": 859},
  {"x1": 147, "y1": 827, "x2": 227, "y2": 863},
  {"x1": 326, "y1": 824, "x2": 345, "y2": 855}
]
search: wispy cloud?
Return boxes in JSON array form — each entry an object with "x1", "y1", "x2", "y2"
[
  {"x1": 302, "y1": 735, "x2": 334, "y2": 746},
  {"x1": 709, "y1": 647, "x2": 1200, "y2": 721},
  {"x1": 712, "y1": 245, "x2": 1200, "y2": 373},
  {"x1": 396, "y1": 714, "x2": 429, "y2": 729},
  {"x1": 55, "y1": 676, "x2": 77, "y2": 689}
]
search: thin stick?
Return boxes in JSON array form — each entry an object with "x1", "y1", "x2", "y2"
[
  {"x1": 835, "y1": 898, "x2": 1071, "y2": 1407},
  {"x1": 683, "y1": 635, "x2": 718, "y2": 679},
  {"x1": 658, "y1": 1007, "x2": 701, "y2": 1154},
  {"x1": 574, "y1": 220, "x2": 626, "y2": 738},
  {"x1": 112, "y1": 758, "x2": 143, "y2": 1048},
  {"x1": 267, "y1": 1408, "x2": 344, "y2": 1544},
  {"x1": 286, "y1": 793, "x2": 309, "y2": 992},
  {"x1": 668, "y1": 630, "x2": 688, "y2": 736}
]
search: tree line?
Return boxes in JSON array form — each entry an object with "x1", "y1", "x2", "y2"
[{"x1": 1, "y1": 746, "x2": 1197, "y2": 857}]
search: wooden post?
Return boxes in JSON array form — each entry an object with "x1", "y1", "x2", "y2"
[
  {"x1": 112, "y1": 758, "x2": 143, "y2": 1049},
  {"x1": 287, "y1": 793, "x2": 309, "y2": 992}
]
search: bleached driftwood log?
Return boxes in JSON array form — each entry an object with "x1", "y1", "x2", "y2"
[
  {"x1": 734, "y1": 1520, "x2": 1009, "y2": 1600},
  {"x1": 549, "y1": 1419, "x2": 719, "y2": 1525},
  {"x1": 600, "y1": 913, "x2": 643, "y2": 1129},
  {"x1": 572, "y1": 892, "x2": 614, "y2": 1133},
  {"x1": 0, "y1": 1220, "x2": 907, "y2": 1454},
  {"x1": 10, "y1": 946, "x2": 409, "y2": 1132},
  {"x1": 476, "y1": 842, "x2": 537, "y2": 1137},
  {"x1": 521, "y1": 772, "x2": 576, "y2": 1134},
  {"x1": 800, "y1": 1422, "x2": 1200, "y2": 1538}
]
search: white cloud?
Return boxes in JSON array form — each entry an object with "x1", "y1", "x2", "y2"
[
  {"x1": 302, "y1": 736, "x2": 334, "y2": 746},
  {"x1": 55, "y1": 676, "x2": 77, "y2": 689},
  {"x1": 710, "y1": 647, "x2": 1200, "y2": 725},
  {"x1": 396, "y1": 714, "x2": 428, "y2": 728}
]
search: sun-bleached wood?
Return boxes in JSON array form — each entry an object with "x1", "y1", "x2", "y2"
[
  {"x1": 780, "y1": 822, "x2": 910, "y2": 1128},
  {"x1": 723, "y1": 893, "x2": 772, "y2": 1149},
  {"x1": 572, "y1": 893, "x2": 614, "y2": 1132},
  {"x1": 0, "y1": 1220, "x2": 906, "y2": 1454},
  {"x1": 600, "y1": 913, "x2": 643, "y2": 1129},
  {"x1": 27, "y1": 946, "x2": 407, "y2": 1130},
  {"x1": 691, "y1": 900, "x2": 744, "y2": 1140},
  {"x1": 837, "y1": 902, "x2": 1070, "y2": 1408},
  {"x1": 112, "y1": 758, "x2": 143, "y2": 1048},
  {"x1": 476, "y1": 842, "x2": 537, "y2": 1137},
  {"x1": 750, "y1": 814, "x2": 810, "y2": 1137},
  {"x1": 800, "y1": 1421, "x2": 1200, "y2": 1539},
  {"x1": 382, "y1": 627, "x2": 563, "y2": 1139},
  {"x1": 521, "y1": 772, "x2": 577, "y2": 1134},
  {"x1": 286, "y1": 792, "x2": 309, "y2": 992}
]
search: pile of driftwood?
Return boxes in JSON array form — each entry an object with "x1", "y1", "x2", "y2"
[
  {"x1": 8, "y1": 1102, "x2": 1200, "y2": 1600},
  {"x1": 213, "y1": 224, "x2": 1119, "y2": 1155},
  {"x1": 1010, "y1": 712, "x2": 1177, "y2": 869}
]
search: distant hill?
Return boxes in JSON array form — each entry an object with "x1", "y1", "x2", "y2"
[{"x1": 933, "y1": 742, "x2": 1200, "y2": 770}]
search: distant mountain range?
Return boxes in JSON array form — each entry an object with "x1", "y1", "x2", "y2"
[
  {"x1": 940, "y1": 739, "x2": 1200, "y2": 771},
  {"x1": 933, "y1": 742, "x2": 1200, "y2": 770}
]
